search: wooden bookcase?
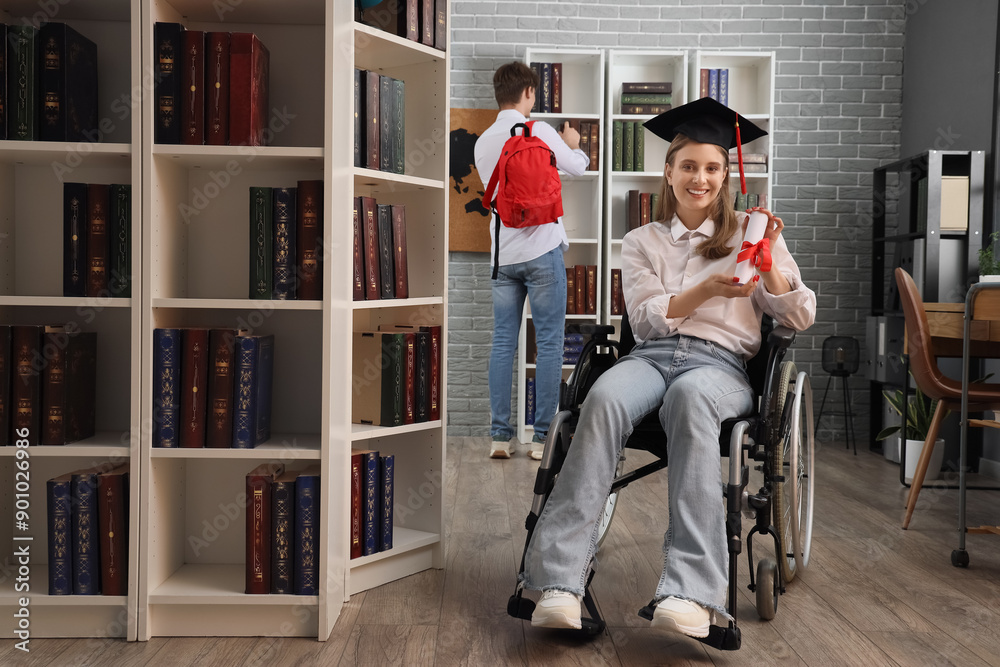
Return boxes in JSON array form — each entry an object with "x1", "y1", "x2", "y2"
[
  {"x1": 0, "y1": 0, "x2": 141, "y2": 641},
  {"x1": 515, "y1": 48, "x2": 605, "y2": 444}
]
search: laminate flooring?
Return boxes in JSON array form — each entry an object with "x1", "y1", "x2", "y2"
[{"x1": 2, "y1": 436, "x2": 999, "y2": 666}]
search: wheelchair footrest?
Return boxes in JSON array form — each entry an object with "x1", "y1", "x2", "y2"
[
  {"x1": 637, "y1": 602, "x2": 741, "y2": 651},
  {"x1": 507, "y1": 593, "x2": 534, "y2": 621}
]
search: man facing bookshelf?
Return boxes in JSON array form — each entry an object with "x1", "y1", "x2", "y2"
[{"x1": 474, "y1": 62, "x2": 590, "y2": 460}]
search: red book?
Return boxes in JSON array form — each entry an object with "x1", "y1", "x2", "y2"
[
  {"x1": 391, "y1": 204, "x2": 408, "y2": 299},
  {"x1": 700, "y1": 69, "x2": 710, "y2": 98},
  {"x1": 206, "y1": 329, "x2": 237, "y2": 448},
  {"x1": 552, "y1": 63, "x2": 562, "y2": 113},
  {"x1": 611, "y1": 268, "x2": 623, "y2": 316},
  {"x1": 40, "y1": 328, "x2": 67, "y2": 446},
  {"x1": 589, "y1": 123, "x2": 599, "y2": 172},
  {"x1": 296, "y1": 180, "x2": 324, "y2": 300},
  {"x1": 205, "y1": 32, "x2": 230, "y2": 145},
  {"x1": 229, "y1": 33, "x2": 269, "y2": 147},
  {"x1": 364, "y1": 70, "x2": 380, "y2": 170},
  {"x1": 179, "y1": 328, "x2": 209, "y2": 448},
  {"x1": 565, "y1": 267, "x2": 575, "y2": 314},
  {"x1": 419, "y1": 325, "x2": 441, "y2": 421},
  {"x1": 586, "y1": 265, "x2": 597, "y2": 315},
  {"x1": 350, "y1": 451, "x2": 363, "y2": 559},
  {"x1": 640, "y1": 192, "x2": 651, "y2": 227},
  {"x1": 41, "y1": 328, "x2": 95, "y2": 446},
  {"x1": 12, "y1": 325, "x2": 43, "y2": 445},
  {"x1": 360, "y1": 196, "x2": 380, "y2": 300},
  {"x1": 86, "y1": 184, "x2": 110, "y2": 297},
  {"x1": 181, "y1": 31, "x2": 205, "y2": 145},
  {"x1": 420, "y1": 0, "x2": 433, "y2": 45},
  {"x1": 401, "y1": 332, "x2": 416, "y2": 424},
  {"x1": 98, "y1": 463, "x2": 129, "y2": 596},
  {"x1": 246, "y1": 462, "x2": 283, "y2": 593},
  {"x1": 353, "y1": 197, "x2": 365, "y2": 301},
  {"x1": 574, "y1": 265, "x2": 586, "y2": 314}
]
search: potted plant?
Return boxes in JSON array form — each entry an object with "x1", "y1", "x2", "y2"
[
  {"x1": 876, "y1": 382, "x2": 946, "y2": 482},
  {"x1": 978, "y1": 231, "x2": 1000, "y2": 281}
]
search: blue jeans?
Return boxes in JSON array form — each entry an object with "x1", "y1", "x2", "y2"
[
  {"x1": 520, "y1": 335, "x2": 753, "y2": 620},
  {"x1": 490, "y1": 247, "x2": 567, "y2": 441}
]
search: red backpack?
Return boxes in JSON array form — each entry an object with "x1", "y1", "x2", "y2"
[{"x1": 482, "y1": 121, "x2": 563, "y2": 277}]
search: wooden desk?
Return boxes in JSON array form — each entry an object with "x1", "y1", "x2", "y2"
[{"x1": 919, "y1": 301, "x2": 1000, "y2": 358}]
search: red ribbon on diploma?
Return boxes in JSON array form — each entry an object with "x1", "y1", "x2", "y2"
[{"x1": 737, "y1": 238, "x2": 772, "y2": 272}]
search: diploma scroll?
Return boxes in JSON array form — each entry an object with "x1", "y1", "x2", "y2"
[{"x1": 733, "y1": 210, "x2": 770, "y2": 285}]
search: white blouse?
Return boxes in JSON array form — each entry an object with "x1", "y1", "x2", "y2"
[{"x1": 622, "y1": 214, "x2": 817, "y2": 359}]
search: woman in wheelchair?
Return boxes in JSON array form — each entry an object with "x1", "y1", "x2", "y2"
[{"x1": 520, "y1": 98, "x2": 817, "y2": 639}]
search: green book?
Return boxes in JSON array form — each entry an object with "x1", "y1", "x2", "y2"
[
  {"x1": 650, "y1": 193, "x2": 660, "y2": 222},
  {"x1": 623, "y1": 121, "x2": 634, "y2": 172},
  {"x1": 392, "y1": 77, "x2": 405, "y2": 175},
  {"x1": 621, "y1": 92, "x2": 672, "y2": 105},
  {"x1": 735, "y1": 192, "x2": 747, "y2": 212},
  {"x1": 8, "y1": 26, "x2": 39, "y2": 140},
  {"x1": 635, "y1": 123, "x2": 645, "y2": 172},
  {"x1": 612, "y1": 120, "x2": 623, "y2": 172},
  {"x1": 109, "y1": 184, "x2": 132, "y2": 298},
  {"x1": 249, "y1": 187, "x2": 273, "y2": 299},
  {"x1": 380, "y1": 332, "x2": 405, "y2": 427}
]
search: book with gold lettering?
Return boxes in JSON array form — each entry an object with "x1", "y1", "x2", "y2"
[
  {"x1": 270, "y1": 469, "x2": 297, "y2": 594},
  {"x1": 206, "y1": 329, "x2": 238, "y2": 448},
  {"x1": 294, "y1": 465, "x2": 321, "y2": 594},
  {"x1": 39, "y1": 22, "x2": 98, "y2": 142},
  {"x1": 248, "y1": 186, "x2": 272, "y2": 299},
  {"x1": 380, "y1": 454, "x2": 394, "y2": 551},
  {"x1": 13, "y1": 325, "x2": 44, "y2": 446},
  {"x1": 296, "y1": 180, "x2": 323, "y2": 300},
  {"x1": 181, "y1": 30, "x2": 205, "y2": 145},
  {"x1": 179, "y1": 328, "x2": 209, "y2": 448},
  {"x1": 272, "y1": 187, "x2": 297, "y2": 300},
  {"x1": 360, "y1": 196, "x2": 380, "y2": 300},
  {"x1": 86, "y1": 183, "x2": 109, "y2": 297},
  {"x1": 419, "y1": 325, "x2": 442, "y2": 421},
  {"x1": 63, "y1": 183, "x2": 88, "y2": 297},
  {"x1": 245, "y1": 462, "x2": 283, "y2": 594},
  {"x1": 72, "y1": 468, "x2": 101, "y2": 594},
  {"x1": 233, "y1": 334, "x2": 274, "y2": 449},
  {"x1": 154, "y1": 22, "x2": 184, "y2": 144},
  {"x1": 47, "y1": 472, "x2": 74, "y2": 594},
  {"x1": 98, "y1": 463, "x2": 129, "y2": 596},
  {"x1": 153, "y1": 328, "x2": 181, "y2": 448},
  {"x1": 205, "y1": 32, "x2": 230, "y2": 145}
]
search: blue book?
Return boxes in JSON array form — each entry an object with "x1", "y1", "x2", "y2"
[
  {"x1": 361, "y1": 450, "x2": 379, "y2": 556},
  {"x1": 233, "y1": 334, "x2": 274, "y2": 448},
  {"x1": 46, "y1": 473, "x2": 74, "y2": 595},
  {"x1": 718, "y1": 68, "x2": 729, "y2": 106},
  {"x1": 152, "y1": 328, "x2": 181, "y2": 448},
  {"x1": 380, "y1": 455, "x2": 394, "y2": 552},
  {"x1": 71, "y1": 471, "x2": 100, "y2": 595},
  {"x1": 525, "y1": 377, "x2": 536, "y2": 426},
  {"x1": 294, "y1": 465, "x2": 321, "y2": 595},
  {"x1": 272, "y1": 187, "x2": 297, "y2": 300},
  {"x1": 564, "y1": 333, "x2": 586, "y2": 346},
  {"x1": 708, "y1": 68, "x2": 720, "y2": 101}
]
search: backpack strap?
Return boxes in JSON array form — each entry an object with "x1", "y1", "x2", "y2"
[{"x1": 492, "y1": 207, "x2": 501, "y2": 280}]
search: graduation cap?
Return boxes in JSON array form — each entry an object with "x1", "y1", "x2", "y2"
[{"x1": 643, "y1": 96, "x2": 767, "y2": 194}]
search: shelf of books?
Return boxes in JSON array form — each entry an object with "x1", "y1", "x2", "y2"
[
  {"x1": 0, "y1": 0, "x2": 141, "y2": 641},
  {"x1": 604, "y1": 50, "x2": 688, "y2": 336}
]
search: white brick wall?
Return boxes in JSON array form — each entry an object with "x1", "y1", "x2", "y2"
[{"x1": 447, "y1": 0, "x2": 908, "y2": 442}]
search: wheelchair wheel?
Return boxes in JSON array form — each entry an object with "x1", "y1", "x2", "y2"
[
  {"x1": 755, "y1": 557, "x2": 779, "y2": 621},
  {"x1": 596, "y1": 454, "x2": 626, "y2": 548},
  {"x1": 772, "y1": 367, "x2": 815, "y2": 584}
]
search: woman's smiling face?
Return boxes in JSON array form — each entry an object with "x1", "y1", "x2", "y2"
[{"x1": 665, "y1": 141, "x2": 728, "y2": 224}]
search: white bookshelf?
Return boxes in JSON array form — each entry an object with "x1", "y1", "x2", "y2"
[
  {"x1": 0, "y1": 0, "x2": 141, "y2": 641},
  {"x1": 516, "y1": 48, "x2": 605, "y2": 444}
]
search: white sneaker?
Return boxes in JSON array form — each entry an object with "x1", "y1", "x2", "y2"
[
  {"x1": 651, "y1": 596, "x2": 712, "y2": 638},
  {"x1": 490, "y1": 436, "x2": 517, "y2": 459},
  {"x1": 529, "y1": 435, "x2": 545, "y2": 460},
  {"x1": 531, "y1": 590, "x2": 582, "y2": 629}
]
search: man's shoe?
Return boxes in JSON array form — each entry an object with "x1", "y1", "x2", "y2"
[
  {"x1": 490, "y1": 436, "x2": 517, "y2": 459},
  {"x1": 529, "y1": 434, "x2": 546, "y2": 461},
  {"x1": 530, "y1": 590, "x2": 582, "y2": 629},
  {"x1": 651, "y1": 596, "x2": 712, "y2": 638}
]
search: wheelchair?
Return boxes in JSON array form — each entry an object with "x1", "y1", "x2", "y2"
[{"x1": 507, "y1": 313, "x2": 815, "y2": 651}]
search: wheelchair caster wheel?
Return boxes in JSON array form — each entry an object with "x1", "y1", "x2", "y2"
[
  {"x1": 755, "y1": 557, "x2": 779, "y2": 620},
  {"x1": 951, "y1": 549, "x2": 970, "y2": 568}
]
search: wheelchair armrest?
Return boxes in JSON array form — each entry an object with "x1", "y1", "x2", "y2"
[
  {"x1": 566, "y1": 323, "x2": 616, "y2": 338},
  {"x1": 766, "y1": 325, "x2": 796, "y2": 351}
]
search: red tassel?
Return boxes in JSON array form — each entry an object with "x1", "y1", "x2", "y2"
[{"x1": 735, "y1": 114, "x2": 747, "y2": 196}]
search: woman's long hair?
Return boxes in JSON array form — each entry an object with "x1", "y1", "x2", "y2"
[{"x1": 653, "y1": 134, "x2": 739, "y2": 260}]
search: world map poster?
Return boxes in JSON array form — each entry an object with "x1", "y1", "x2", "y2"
[{"x1": 449, "y1": 108, "x2": 496, "y2": 252}]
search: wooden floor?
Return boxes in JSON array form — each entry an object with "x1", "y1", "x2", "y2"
[{"x1": 3, "y1": 435, "x2": 1000, "y2": 666}]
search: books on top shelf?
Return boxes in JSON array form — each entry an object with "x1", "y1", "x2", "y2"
[
  {"x1": 529, "y1": 61, "x2": 562, "y2": 114},
  {"x1": 565, "y1": 265, "x2": 597, "y2": 315},
  {"x1": 729, "y1": 150, "x2": 767, "y2": 175},
  {"x1": 1, "y1": 22, "x2": 99, "y2": 142},
  {"x1": 355, "y1": 0, "x2": 447, "y2": 52},
  {"x1": 352, "y1": 324, "x2": 441, "y2": 427},
  {"x1": 353, "y1": 68, "x2": 405, "y2": 175},
  {"x1": 64, "y1": 183, "x2": 132, "y2": 298},
  {"x1": 0, "y1": 324, "x2": 97, "y2": 446},
  {"x1": 245, "y1": 463, "x2": 320, "y2": 594},
  {"x1": 699, "y1": 69, "x2": 729, "y2": 105},
  {"x1": 155, "y1": 23, "x2": 270, "y2": 146},
  {"x1": 249, "y1": 180, "x2": 324, "y2": 300},
  {"x1": 47, "y1": 462, "x2": 129, "y2": 596},
  {"x1": 619, "y1": 81, "x2": 672, "y2": 115},
  {"x1": 350, "y1": 449, "x2": 394, "y2": 559},
  {"x1": 153, "y1": 328, "x2": 274, "y2": 449},
  {"x1": 353, "y1": 197, "x2": 409, "y2": 301}
]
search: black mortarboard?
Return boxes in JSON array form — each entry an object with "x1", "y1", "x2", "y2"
[{"x1": 642, "y1": 96, "x2": 767, "y2": 150}]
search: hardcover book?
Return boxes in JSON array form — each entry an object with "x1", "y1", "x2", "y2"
[
  {"x1": 391, "y1": 78, "x2": 405, "y2": 175},
  {"x1": 294, "y1": 465, "x2": 321, "y2": 594},
  {"x1": 380, "y1": 454, "x2": 394, "y2": 551},
  {"x1": 364, "y1": 69, "x2": 380, "y2": 170},
  {"x1": 272, "y1": 187, "x2": 297, "y2": 300},
  {"x1": 109, "y1": 184, "x2": 132, "y2": 298},
  {"x1": 551, "y1": 63, "x2": 562, "y2": 114},
  {"x1": 179, "y1": 328, "x2": 209, "y2": 448},
  {"x1": 377, "y1": 204, "x2": 395, "y2": 299},
  {"x1": 540, "y1": 62, "x2": 552, "y2": 114},
  {"x1": 434, "y1": 0, "x2": 447, "y2": 50},
  {"x1": 611, "y1": 268, "x2": 623, "y2": 316},
  {"x1": 379, "y1": 75, "x2": 393, "y2": 173},
  {"x1": 38, "y1": 22, "x2": 97, "y2": 142},
  {"x1": 296, "y1": 180, "x2": 323, "y2": 300},
  {"x1": 622, "y1": 81, "x2": 672, "y2": 94},
  {"x1": 400, "y1": 331, "x2": 416, "y2": 424},
  {"x1": 420, "y1": 0, "x2": 434, "y2": 45},
  {"x1": 233, "y1": 334, "x2": 274, "y2": 449},
  {"x1": 586, "y1": 265, "x2": 597, "y2": 314},
  {"x1": 47, "y1": 472, "x2": 74, "y2": 595},
  {"x1": 612, "y1": 121, "x2": 623, "y2": 172},
  {"x1": 627, "y1": 189, "x2": 640, "y2": 232},
  {"x1": 72, "y1": 469, "x2": 101, "y2": 594},
  {"x1": 623, "y1": 121, "x2": 634, "y2": 172},
  {"x1": 635, "y1": 123, "x2": 644, "y2": 171},
  {"x1": 41, "y1": 328, "x2": 96, "y2": 446},
  {"x1": 181, "y1": 30, "x2": 205, "y2": 145},
  {"x1": 8, "y1": 26, "x2": 39, "y2": 140},
  {"x1": 97, "y1": 463, "x2": 129, "y2": 596},
  {"x1": 154, "y1": 22, "x2": 184, "y2": 144},
  {"x1": 565, "y1": 267, "x2": 575, "y2": 314},
  {"x1": 361, "y1": 196, "x2": 380, "y2": 300},
  {"x1": 640, "y1": 192, "x2": 651, "y2": 228},
  {"x1": 86, "y1": 183, "x2": 110, "y2": 297},
  {"x1": 621, "y1": 104, "x2": 672, "y2": 115},
  {"x1": 270, "y1": 469, "x2": 297, "y2": 594},
  {"x1": 63, "y1": 182, "x2": 88, "y2": 297},
  {"x1": 245, "y1": 462, "x2": 284, "y2": 594},
  {"x1": 353, "y1": 69, "x2": 363, "y2": 168},
  {"x1": 352, "y1": 333, "x2": 386, "y2": 426},
  {"x1": 357, "y1": 0, "x2": 410, "y2": 38},
  {"x1": 360, "y1": 450, "x2": 379, "y2": 556},
  {"x1": 718, "y1": 68, "x2": 728, "y2": 106},
  {"x1": 205, "y1": 32, "x2": 230, "y2": 145},
  {"x1": 708, "y1": 68, "x2": 719, "y2": 102},
  {"x1": 249, "y1": 186, "x2": 273, "y2": 299},
  {"x1": 12, "y1": 325, "x2": 43, "y2": 446},
  {"x1": 390, "y1": 204, "x2": 409, "y2": 298},
  {"x1": 229, "y1": 32, "x2": 269, "y2": 147},
  {"x1": 699, "y1": 69, "x2": 709, "y2": 98},
  {"x1": 414, "y1": 330, "x2": 430, "y2": 423},
  {"x1": 620, "y1": 93, "x2": 672, "y2": 105},
  {"x1": 419, "y1": 325, "x2": 441, "y2": 421},
  {"x1": 206, "y1": 328, "x2": 238, "y2": 448},
  {"x1": 352, "y1": 197, "x2": 365, "y2": 301},
  {"x1": 529, "y1": 62, "x2": 541, "y2": 114},
  {"x1": 574, "y1": 264, "x2": 586, "y2": 315},
  {"x1": 525, "y1": 377, "x2": 535, "y2": 426},
  {"x1": 152, "y1": 328, "x2": 182, "y2": 448},
  {"x1": 350, "y1": 451, "x2": 363, "y2": 559}
]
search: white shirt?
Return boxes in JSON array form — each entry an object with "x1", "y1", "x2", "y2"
[
  {"x1": 622, "y1": 214, "x2": 817, "y2": 359},
  {"x1": 474, "y1": 109, "x2": 590, "y2": 266}
]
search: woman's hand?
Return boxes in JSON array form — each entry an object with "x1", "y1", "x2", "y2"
[
  {"x1": 744, "y1": 207, "x2": 791, "y2": 295},
  {"x1": 751, "y1": 207, "x2": 784, "y2": 246},
  {"x1": 702, "y1": 273, "x2": 758, "y2": 300}
]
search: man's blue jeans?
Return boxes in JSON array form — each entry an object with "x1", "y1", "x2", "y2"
[{"x1": 490, "y1": 247, "x2": 567, "y2": 441}]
